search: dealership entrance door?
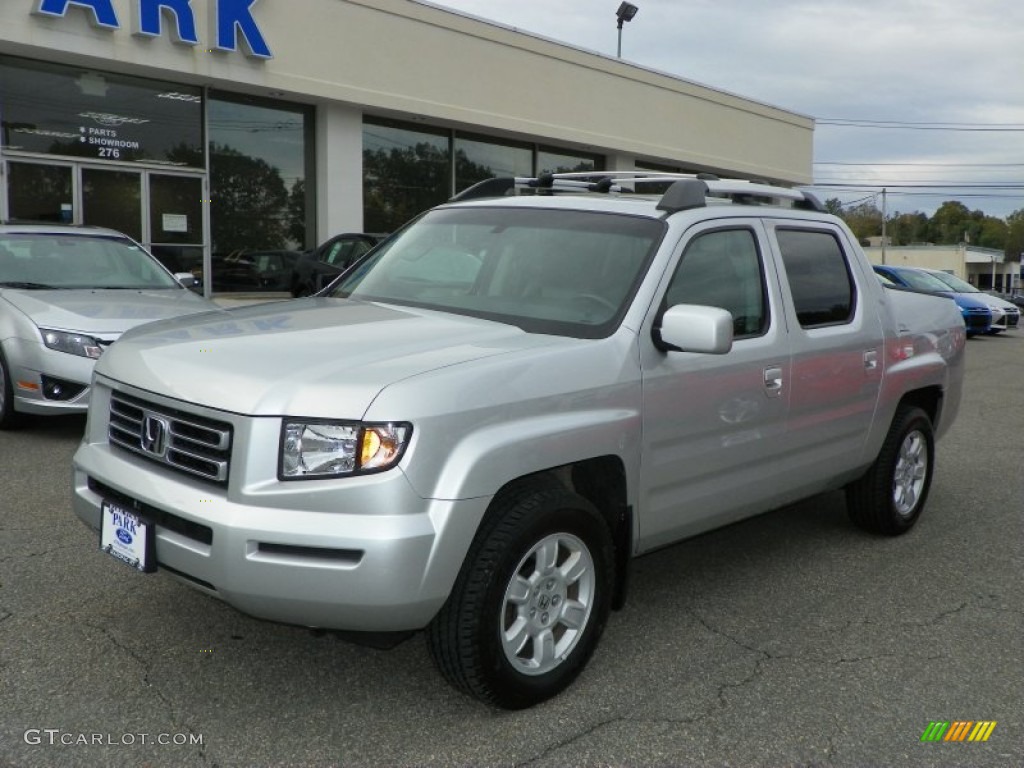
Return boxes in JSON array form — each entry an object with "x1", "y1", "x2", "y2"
[{"x1": 2, "y1": 159, "x2": 207, "y2": 276}]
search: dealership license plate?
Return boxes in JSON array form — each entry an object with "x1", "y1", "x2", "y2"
[{"x1": 100, "y1": 501, "x2": 155, "y2": 573}]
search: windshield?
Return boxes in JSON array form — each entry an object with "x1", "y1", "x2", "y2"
[
  {"x1": 926, "y1": 270, "x2": 979, "y2": 293},
  {"x1": 891, "y1": 268, "x2": 956, "y2": 293},
  {"x1": 0, "y1": 233, "x2": 181, "y2": 290},
  {"x1": 328, "y1": 207, "x2": 664, "y2": 338}
]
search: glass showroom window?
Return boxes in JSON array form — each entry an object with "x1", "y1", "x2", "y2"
[
  {"x1": 208, "y1": 94, "x2": 313, "y2": 261},
  {"x1": 5, "y1": 162, "x2": 72, "y2": 223},
  {"x1": 634, "y1": 161, "x2": 704, "y2": 194},
  {"x1": 454, "y1": 134, "x2": 533, "y2": 196},
  {"x1": 0, "y1": 56, "x2": 203, "y2": 167},
  {"x1": 363, "y1": 118, "x2": 451, "y2": 234},
  {"x1": 537, "y1": 147, "x2": 602, "y2": 176}
]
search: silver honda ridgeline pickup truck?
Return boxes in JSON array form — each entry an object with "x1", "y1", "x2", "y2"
[{"x1": 73, "y1": 174, "x2": 965, "y2": 708}]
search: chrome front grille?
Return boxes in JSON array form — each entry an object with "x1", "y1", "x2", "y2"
[{"x1": 108, "y1": 392, "x2": 232, "y2": 484}]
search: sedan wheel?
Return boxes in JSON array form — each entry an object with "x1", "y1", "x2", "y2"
[{"x1": 0, "y1": 350, "x2": 24, "y2": 430}]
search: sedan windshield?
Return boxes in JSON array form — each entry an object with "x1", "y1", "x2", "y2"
[
  {"x1": 891, "y1": 269, "x2": 956, "y2": 293},
  {"x1": 927, "y1": 270, "x2": 980, "y2": 293},
  {"x1": 0, "y1": 234, "x2": 181, "y2": 290},
  {"x1": 328, "y1": 207, "x2": 664, "y2": 338}
]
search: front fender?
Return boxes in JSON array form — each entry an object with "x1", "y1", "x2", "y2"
[{"x1": 403, "y1": 408, "x2": 641, "y2": 502}]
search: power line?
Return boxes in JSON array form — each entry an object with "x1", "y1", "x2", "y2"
[
  {"x1": 815, "y1": 161, "x2": 1024, "y2": 168},
  {"x1": 813, "y1": 190, "x2": 1023, "y2": 200},
  {"x1": 812, "y1": 182, "x2": 1024, "y2": 190},
  {"x1": 817, "y1": 118, "x2": 1024, "y2": 127},
  {"x1": 816, "y1": 119, "x2": 1024, "y2": 132}
]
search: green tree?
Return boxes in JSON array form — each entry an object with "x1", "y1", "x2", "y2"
[
  {"x1": 363, "y1": 144, "x2": 496, "y2": 232},
  {"x1": 928, "y1": 201, "x2": 973, "y2": 245},
  {"x1": 976, "y1": 216, "x2": 1008, "y2": 250},
  {"x1": 823, "y1": 197, "x2": 844, "y2": 216},
  {"x1": 209, "y1": 144, "x2": 289, "y2": 253},
  {"x1": 839, "y1": 202, "x2": 883, "y2": 242},
  {"x1": 287, "y1": 178, "x2": 307, "y2": 248},
  {"x1": 1005, "y1": 209, "x2": 1024, "y2": 262},
  {"x1": 887, "y1": 211, "x2": 930, "y2": 245},
  {"x1": 363, "y1": 141, "x2": 451, "y2": 233}
]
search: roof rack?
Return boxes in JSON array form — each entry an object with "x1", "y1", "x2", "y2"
[{"x1": 450, "y1": 172, "x2": 825, "y2": 214}]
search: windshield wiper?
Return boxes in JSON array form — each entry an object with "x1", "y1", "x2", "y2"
[{"x1": 0, "y1": 281, "x2": 61, "y2": 290}]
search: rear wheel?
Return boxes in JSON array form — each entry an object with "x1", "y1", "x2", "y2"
[
  {"x1": 427, "y1": 480, "x2": 614, "y2": 709},
  {"x1": 846, "y1": 405, "x2": 934, "y2": 535}
]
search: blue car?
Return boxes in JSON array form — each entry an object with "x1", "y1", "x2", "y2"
[{"x1": 873, "y1": 265, "x2": 993, "y2": 336}]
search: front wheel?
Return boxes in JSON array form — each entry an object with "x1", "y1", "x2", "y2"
[
  {"x1": 846, "y1": 405, "x2": 934, "y2": 535},
  {"x1": 0, "y1": 350, "x2": 24, "y2": 430},
  {"x1": 427, "y1": 481, "x2": 614, "y2": 709}
]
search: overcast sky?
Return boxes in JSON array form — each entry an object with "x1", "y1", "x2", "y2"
[{"x1": 425, "y1": 0, "x2": 1023, "y2": 220}]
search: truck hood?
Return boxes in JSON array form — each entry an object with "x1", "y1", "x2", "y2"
[
  {"x1": 99, "y1": 298, "x2": 565, "y2": 418},
  {"x1": 1, "y1": 288, "x2": 214, "y2": 336}
]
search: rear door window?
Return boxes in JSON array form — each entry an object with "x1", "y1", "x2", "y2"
[{"x1": 776, "y1": 228, "x2": 855, "y2": 328}]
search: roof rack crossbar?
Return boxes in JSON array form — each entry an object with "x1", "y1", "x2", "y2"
[{"x1": 449, "y1": 173, "x2": 825, "y2": 212}]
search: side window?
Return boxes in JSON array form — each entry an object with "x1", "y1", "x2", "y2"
[
  {"x1": 345, "y1": 239, "x2": 373, "y2": 267},
  {"x1": 323, "y1": 242, "x2": 351, "y2": 266},
  {"x1": 776, "y1": 229, "x2": 855, "y2": 328},
  {"x1": 665, "y1": 228, "x2": 766, "y2": 337}
]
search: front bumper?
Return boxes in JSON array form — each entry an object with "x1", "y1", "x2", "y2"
[
  {"x1": 2, "y1": 336, "x2": 96, "y2": 415},
  {"x1": 987, "y1": 308, "x2": 1009, "y2": 332},
  {"x1": 72, "y1": 395, "x2": 490, "y2": 632},
  {"x1": 992, "y1": 307, "x2": 1019, "y2": 331},
  {"x1": 961, "y1": 308, "x2": 991, "y2": 336}
]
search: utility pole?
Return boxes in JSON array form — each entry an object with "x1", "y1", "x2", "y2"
[{"x1": 880, "y1": 188, "x2": 887, "y2": 264}]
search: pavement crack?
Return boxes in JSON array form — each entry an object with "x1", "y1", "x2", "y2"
[
  {"x1": 78, "y1": 622, "x2": 213, "y2": 765},
  {"x1": 0, "y1": 544, "x2": 78, "y2": 563},
  {"x1": 515, "y1": 714, "x2": 626, "y2": 767},
  {"x1": 81, "y1": 620, "x2": 179, "y2": 724},
  {"x1": 691, "y1": 609, "x2": 771, "y2": 659}
]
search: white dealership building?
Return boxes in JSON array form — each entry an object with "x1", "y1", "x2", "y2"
[{"x1": 0, "y1": 0, "x2": 813, "y2": 290}]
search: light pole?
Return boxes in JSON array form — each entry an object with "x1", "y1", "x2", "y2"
[{"x1": 616, "y1": 2, "x2": 638, "y2": 58}]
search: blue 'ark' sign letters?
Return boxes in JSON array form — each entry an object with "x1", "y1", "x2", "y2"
[{"x1": 33, "y1": 0, "x2": 273, "y2": 59}]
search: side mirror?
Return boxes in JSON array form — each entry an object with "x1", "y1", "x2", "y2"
[{"x1": 655, "y1": 304, "x2": 733, "y2": 354}]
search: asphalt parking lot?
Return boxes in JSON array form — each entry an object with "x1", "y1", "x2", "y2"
[{"x1": 1, "y1": 331, "x2": 1021, "y2": 768}]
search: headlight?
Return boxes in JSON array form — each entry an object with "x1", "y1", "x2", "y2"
[
  {"x1": 40, "y1": 329, "x2": 103, "y2": 359},
  {"x1": 280, "y1": 420, "x2": 411, "y2": 479}
]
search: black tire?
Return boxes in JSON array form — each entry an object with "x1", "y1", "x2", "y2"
[
  {"x1": 0, "y1": 349, "x2": 24, "y2": 430},
  {"x1": 846, "y1": 405, "x2": 934, "y2": 535},
  {"x1": 427, "y1": 480, "x2": 614, "y2": 709}
]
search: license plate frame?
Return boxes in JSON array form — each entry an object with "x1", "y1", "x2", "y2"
[{"x1": 99, "y1": 500, "x2": 155, "y2": 573}]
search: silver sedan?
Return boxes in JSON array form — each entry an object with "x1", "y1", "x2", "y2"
[{"x1": 0, "y1": 224, "x2": 216, "y2": 427}]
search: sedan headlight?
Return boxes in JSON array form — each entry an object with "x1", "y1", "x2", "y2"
[
  {"x1": 280, "y1": 420, "x2": 411, "y2": 479},
  {"x1": 40, "y1": 329, "x2": 103, "y2": 359}
]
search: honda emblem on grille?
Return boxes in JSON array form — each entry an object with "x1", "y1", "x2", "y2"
[{"x1": 140, "y1": 414, "x2": 170, "y2": 458}]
